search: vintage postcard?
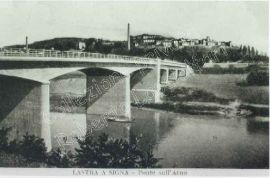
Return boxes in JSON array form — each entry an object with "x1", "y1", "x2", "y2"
[{"x1": 0, "y1": 0, "x2": 269, "y2": 177}]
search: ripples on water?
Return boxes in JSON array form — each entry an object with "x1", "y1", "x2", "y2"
[{"x1": 50, "y1": 108, "x2": 269, "y2": 168}]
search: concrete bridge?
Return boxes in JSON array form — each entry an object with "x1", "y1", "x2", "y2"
[{"x1": 0, "y1": 48, "x2": 189, "y2": 150}]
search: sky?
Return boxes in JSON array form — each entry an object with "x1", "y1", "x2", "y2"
[{"x1": 0, "y1": 1, "x2": 268, "y2": 54}]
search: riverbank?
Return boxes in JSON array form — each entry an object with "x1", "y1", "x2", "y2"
[
  {"x1": 135, "y1": 86, "x2": 265, "y2": 117},
  {"x1": 173, "y1": 74, "x2": 269, "y2": 105},
  {"x1": 49, "y1": 85, "x2": 268, "y2": 117},
  {"x1": 132, "y1": 101, "x2": 251, "y2": 117}
]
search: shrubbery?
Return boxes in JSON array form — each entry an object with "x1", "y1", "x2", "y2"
[
  {"x1": 246, "y1": 70, "x2": 269, "y2": 86},
  {"x1": 0, "y1": 128, "x2": 160, "y2": 168},
  {"x1": 0, "y1": 127, "x2": 11, "y2": 152},
  {"x1": 47, "y1": 148, "x2": 73, "y2": 168},
  {"x1": 201, "y1": 65, "x2": 248, "y2": 74},
  {"x1": 75, "y1": 133, "x2": 159, "y2": 168},
  {"x1": 162, "y1": 86, "x2": 233, "y2": 104}
]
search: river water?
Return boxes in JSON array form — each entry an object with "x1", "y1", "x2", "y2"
[
  {"x1": 48, "y1": 74, "x2": 269, "y2": 168},
  {"x1": 51, "y1": 107, "x2": 269, "y2": 168}
]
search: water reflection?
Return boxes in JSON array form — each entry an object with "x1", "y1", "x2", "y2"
[
  {"x1": 50, "y1": 109, "x2": 176, "y2": 153},
  {"x1": 50, "y1": 108, "x2": 269, "y2": 168},
  {"x1": 50, "y1": 112, "x2": 86, "y2": 152},
  {"x1": 87, "y1": 114, "x2": 131, "y2": 143},
  {"x1": 1, "y1": 105, "x2": 268, "y2": 168},
  {"x1": 246, "y1": 117, "x2": 269, "y2": 134}
]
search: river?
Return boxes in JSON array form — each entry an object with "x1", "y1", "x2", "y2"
[
  {"x1": 48, "y1": 73, "x2": 269, "y2": 168},
  {"x1": 51, "y1": 107, "x2": 269, "y2": 168},
  {"x1": 1, "y1": 73, "x2": 268, "y2": 168}
]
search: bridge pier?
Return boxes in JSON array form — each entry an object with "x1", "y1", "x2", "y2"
[
  {"x1": 168, "y1": 69, "x2": 178, "y2": 81},
  {"x1": 40, "y1": 83, "x2": 51, "y2": 151},
  {"x1": 85, "y1": 69, "x2": 131, "y2": 121},
  {"x1": 177, "y1": 68, "x2": 186, "y2": 78},
  {"x1": 160, "y1": 68, "x2": 169, "y2": 85},
  {"x1": 0, "y1": 76, "x2": 52, "y2": 151}
]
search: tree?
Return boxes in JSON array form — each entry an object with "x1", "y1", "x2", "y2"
[
  {"x1": 84, "y1": 38, "x2": 96, "y2": 52},
  {"x1": 0, "y1": 127, "x2": 12, "y2": 152},
  {"x1": 47, "y1": 148, "x2": 73, "y2": 168},
  {"x1": 255, "y1": 50, "x2": 259, "y2": 56},
  {"x1": 242, "y1": 45, "x2": 247, "y2": 56},
  {"x1": 75, "y1": 133, "x2": 160, "y2": 168},
  {"x1": 247, "y1": 46, "x2": 251, "y2": 57},
  {"x1": 251, "y1": 47, "x2": 255, "y2": 57},
  {"x1": 18, "y1": 133, "x2": 47, "y2": 162}
]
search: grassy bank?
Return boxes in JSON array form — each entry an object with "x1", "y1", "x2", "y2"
[
  {"x1": 201, "y1": 66, "x2": 248, "y2": 74},
  {"x1": 162, "y1": 87, "x2": 234, "y2": 105},
  {"x1": 132, "y1": 87, "x2": 241, "y2": 116},
  {"x1": 49, "y1": 86, "x2": 267, "y2": 116},
  {"x1": 132, "y1": 102, "x2": 237, "y2": 116},
  {"x1": 201, "y1": 64, "x2": 268, "y2": 75},
  {"x1": 173, "y1": 74, "x2": 269, "y2": 105},
  {"x1": 133, "y1": 86, "x2": 266, "y2": 116},
  {"x1": 240, "y1": 104, "x2": 269, "y2": 117}
]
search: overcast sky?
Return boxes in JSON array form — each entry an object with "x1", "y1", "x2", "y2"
[{"x1": 0, "y1": 1, "x2": 268, "y2": 54}]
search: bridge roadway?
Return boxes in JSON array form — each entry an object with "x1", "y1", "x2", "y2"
[{"x1": 0, "y1": 48, "x2": 189, "y2": 150}]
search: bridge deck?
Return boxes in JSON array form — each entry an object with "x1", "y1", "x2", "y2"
[{"x1": 0, "y1": 48, "x2": 186, "y2": 67}]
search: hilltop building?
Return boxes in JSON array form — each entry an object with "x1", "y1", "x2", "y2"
[
  {"x1": 130, "y1": 34, "x2": 232, "y2": 49},
  {"x1": 78, "y1": 41, "x2": 86, "y2": 50}
]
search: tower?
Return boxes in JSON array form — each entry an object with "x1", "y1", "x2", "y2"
[
  {"x1": 25, "y1": 36, "x2": 28, "y2": 51},
  {"x1": 25, "y1": 36, "x2": 29, "y2": 53},
  {"x1": 127, "y1": 23, "x2": 130, "y2": 50}
]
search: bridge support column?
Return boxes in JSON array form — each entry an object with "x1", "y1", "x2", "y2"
[
  {"x1": 0, "y1": 77, "x2": 51, "y2": 151},
  {"x1": 177, "y1": 68, "x2": 186, "y2": 78},
  {"x1": 86, "y1": 70, "x2": 131, "y2": 120},
  {"x1": 168, "y1": 69, "x2": 178, "y2": 81},
  {"x1": 160, "y1": 68, "x2": 169, "y2": 85},
  {"x1": 40, "y1": 83, "x2": 52, "y2": 151},
  {"x1": 131, "y1": 60, "x2": 161, "y2": 104}
]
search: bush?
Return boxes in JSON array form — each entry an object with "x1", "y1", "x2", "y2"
[
  {"x1": 18, "y1": 133, "x2": 47, "y2": 162},
  {"x1": 0, "y1": 127, "x2": 160, "y2": 168},
  {"x1": 75, "y1": 133, "x2": 160, "y2": 168},
  {"x1": 0, "y1": 128, "x2": 49, "y2": 166},
  {"x1": 162, "y1": 86, "x2": 232, "y2": 104},
  {"x1": 201, "y1": 65, "x2": 247, "y2": 74},
  {"x1": 47, "y1": 148, "x2": 73, "y2": 168},
  {"x1": 246, "y1": 70, "x2": 269, "y2": 86},
  {"x1": 0, "y1": 127, "x2": 12, "y2": 152}
]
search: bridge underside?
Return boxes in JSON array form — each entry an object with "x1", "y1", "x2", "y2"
[
  {"x1": 131, "y1": 68, "x2": 161, "y2": 104},
  {"x1": 84, "y1": 68, "x2": 131, "y2": 119},
  {"x1": 0, "y1": 63, "x2": 188, "y2": 151}
]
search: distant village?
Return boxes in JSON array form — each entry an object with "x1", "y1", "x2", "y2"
[
  {"x1": 75, "y1": 34, "x2": 232, "y2": 51},
  {"x1": 130, "y1": 34, "x2": 232, "y2": 49}
]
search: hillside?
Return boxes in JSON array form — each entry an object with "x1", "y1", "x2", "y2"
[
  {"x1": 6, "y1": 37, "x2": 85, "y2": 51},
  {"x1": 4, "y1": 37, "x2": 269, "y2": 66}
]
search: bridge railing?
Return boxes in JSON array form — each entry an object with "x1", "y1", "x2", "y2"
[
  {"x1": 0, "y1": 48, "x2": 158, "y2": 63},
  {"x1": 0, "y1": 48, "x2": 187, "y2": 67},
  {"x1": 162, "y1": 59, "x2": 187, "y2": 67}
]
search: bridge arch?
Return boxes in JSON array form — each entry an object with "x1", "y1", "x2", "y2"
[
  {"x1": 129, "y1": 66, "x2": 161, "y2": 104},
  {"x1": 130, "y1": 68, "x2": 154, "y2": 89},
  {"x1": 0, "y1": 66, "x2": 145, "y2": 84}
]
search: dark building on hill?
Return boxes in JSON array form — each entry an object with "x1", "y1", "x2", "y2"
[{"x1": 130, "y1": 34, "x2": 232, "y2": 49}]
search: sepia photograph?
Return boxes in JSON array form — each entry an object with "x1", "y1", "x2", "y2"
[{"x1": 0, "y1": 0, "x2": 269, "y2": 177}]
